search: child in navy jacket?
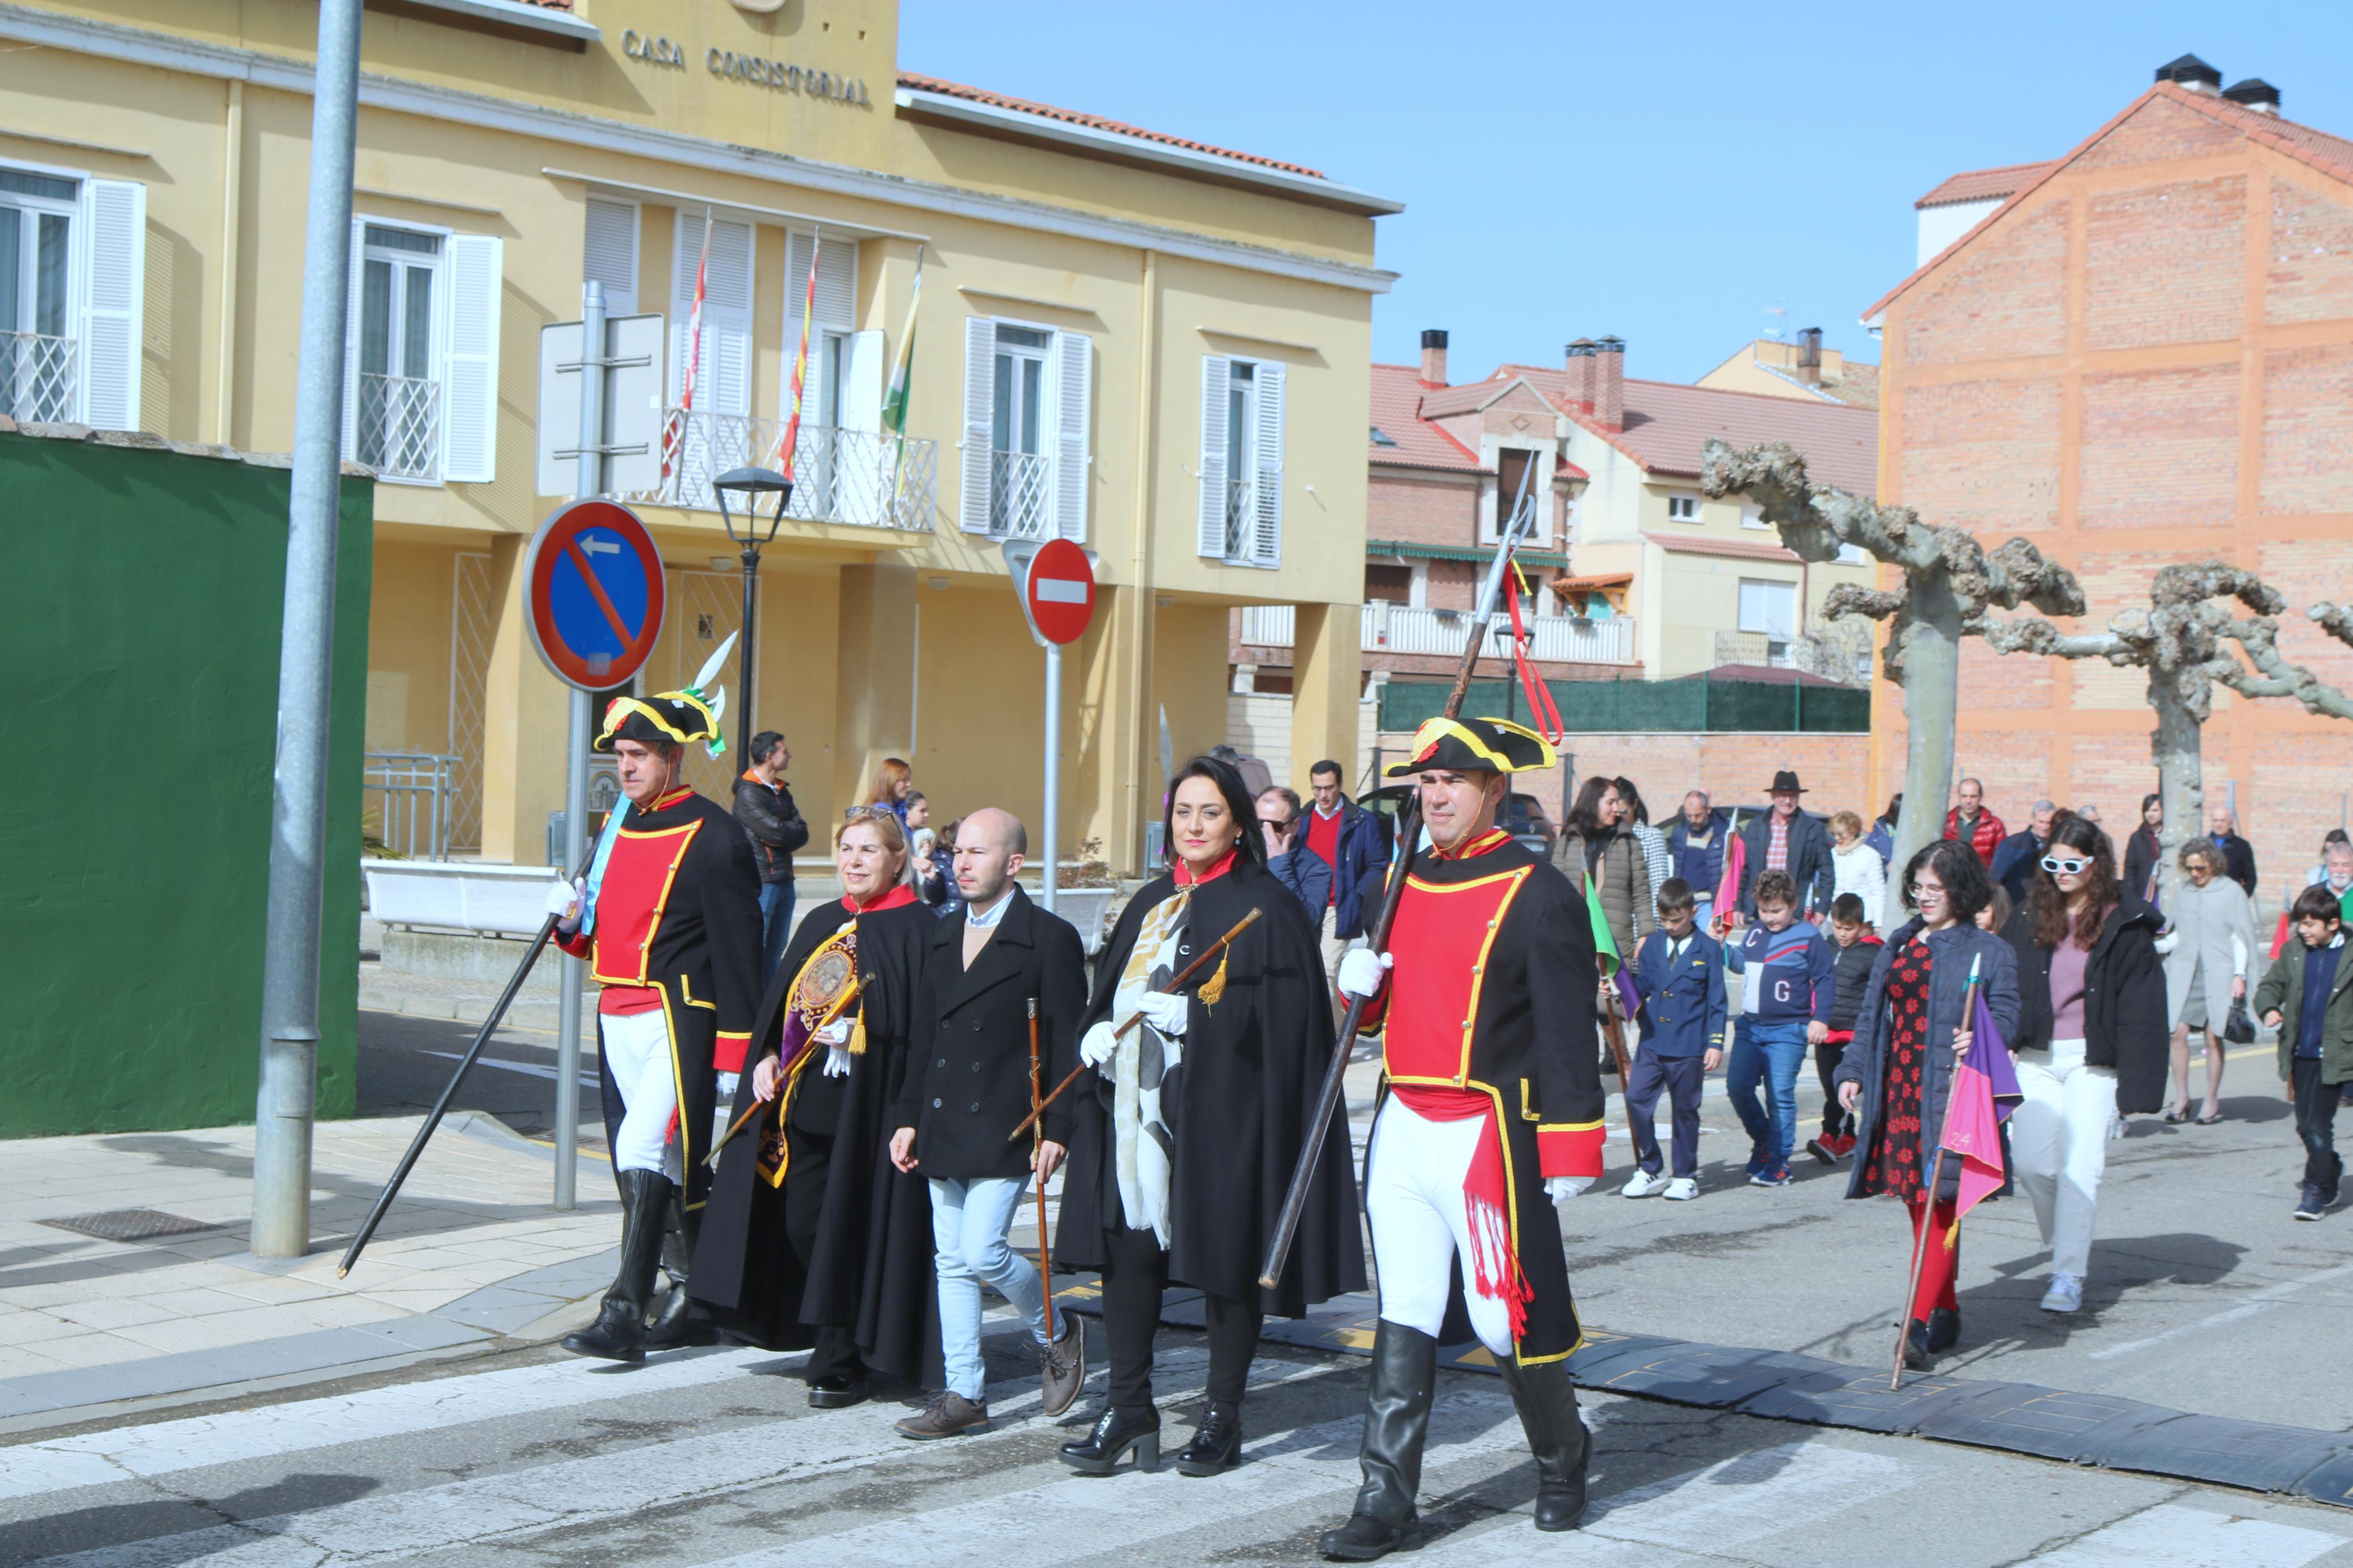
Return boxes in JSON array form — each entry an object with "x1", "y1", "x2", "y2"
[
  {"x1": 1808, "y1": 891, "x2": 1882, "y2": 1164},
  {"x1": 1719, "y1": 868, "x2": 1834, "y2": 1185},
  {"x1": 1623, "y1": 879, "x2": 1727, "y2": 1199}
]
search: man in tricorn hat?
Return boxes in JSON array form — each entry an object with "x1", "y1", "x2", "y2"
[
  {"x1": 1318, "y1": 716, "x2": 1605, "y2": 1559},
  {"x1": 1727, "y1": 769, "x2": 1831, "y2": 927},
  {"x1": 547, "y1": 682, "x2": 763, "y2": 1362}
]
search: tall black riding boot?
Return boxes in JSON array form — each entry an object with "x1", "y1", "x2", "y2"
[
  {"x1": 1498, "y1": 1356, "x2": 1590, "y2": 1532},
  {"x1": 562, "y1": 1168, "x2": 670, "y2": 1364},
  {"x1": 641, "y1": 1187, "x2": 715, "y2": 1351},
  {"x1": 1318, "y1": 1321, "x2": 1437, "y2": 1562}
]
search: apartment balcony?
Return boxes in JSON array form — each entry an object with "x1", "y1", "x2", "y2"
[
  {"x1": 1236, "y1": 602, "x2": 1636, "y2": 665},
  {"x1": 2, "y1": 330, "x2": 76, "y2": 424},
  {"x1": 638, "y1": 410, "x2": 938, "y2": 533}
]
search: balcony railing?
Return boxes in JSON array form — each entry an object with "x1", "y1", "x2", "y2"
[
  {"x1": 1715, "y1": 627, "x2": 1872, "y2": 684},
  {"x1": 2, "y1": 330, "x2": 76, "y2": 424},
  {"x1": 989, "y1": 447, "x2": 1050, "y2": 539},
  {"x1": 358, "y1": 372, "x2": 442, "y2": 481},
  {"x1": 641, "y1": 410, "x2": 936, "y2": 532},
  {"x1": 1236, "y1": 602, "x2": 1637, "y2": 665}
]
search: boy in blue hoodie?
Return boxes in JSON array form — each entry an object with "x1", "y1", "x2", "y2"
[
  {"x1": 1622, "y1": 879, "x2": 1727, "y2": 1200},
  {"x1": 1719, "y1": 868, "x2": 1834, "y2": 1186}
]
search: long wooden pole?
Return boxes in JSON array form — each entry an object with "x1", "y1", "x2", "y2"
[
  {"x1": 706, "y1": 976, "x2": 862, "y2": 1169},
  {"x1": 1888, "y1": 965, "x2": 1981, "y2": 1389},
  {"x1": 1006, "y1": 908, "x2": 1261, "y2": 1143},
  {"x1": 1028, "y1": 997, "x2": 1055, "y2": 1341},
  {"x1": 1259, "y1": 463, "x2": 1541, "y2": 1290}
]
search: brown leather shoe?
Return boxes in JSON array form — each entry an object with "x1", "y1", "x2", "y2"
[
  {"x1": 1038, "y1": 1315, "x2": 1086, "y2": 1418},
  {"x1": 896, "y1": 1389, "x2": 992, "y2": 1441}
]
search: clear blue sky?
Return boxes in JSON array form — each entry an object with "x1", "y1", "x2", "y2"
[{"x1": 900, "y1": 1, "x2": 2353, "y2": 386}]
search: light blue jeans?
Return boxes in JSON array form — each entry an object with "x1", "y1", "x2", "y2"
[{"x1": 929, "y1": 1175, "x2": 1050, "y2": 1400}]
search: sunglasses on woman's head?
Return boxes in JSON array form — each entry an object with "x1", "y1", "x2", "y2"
[{"x1": 2040, "y1": 854, "x2": 2094, "y2": 875}]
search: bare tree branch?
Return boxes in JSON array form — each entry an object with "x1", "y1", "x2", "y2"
[{"x1": 2213, "y1": 611, "x2": 2353, "y2": 721}]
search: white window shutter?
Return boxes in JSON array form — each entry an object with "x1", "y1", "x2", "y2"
[
  {"x1": 670, "y1": 216, "x2": 751, "y2": 417},
  {"x1": 843, "y1": 328, "x2": 884, "y2": 433},
  {"x1": 1197, "y1": 354, "x2": 1230, "y2": 557},
  {"x1": 816, "y1": 236, "x2": 856, "y2": 329},
  {"x1": 77, "y1": 179, "x2": 145, "y2": 431},
  {"x1": 440, "y1": 234, "x2": 502, "y2": 483},
  {"x1": 959, "y1": 315, "x2": 996, "y2": 534},
  {"x1": 340, "y1": 217, "x2": 365, "y2": 460},
  {"x1": 1251, "y1": 361, "x2": 1284, "y2": 565},
  {"x1": 582, "y1": 198, "x2": 637, "y2": 315},
  {"x1": 1049, "y1": 332, "x2": 1091, "y2": 543}
]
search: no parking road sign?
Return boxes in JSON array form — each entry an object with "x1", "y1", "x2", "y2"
[{"x1": 524, "y1": 499, "x2": 666, "y2": 691}]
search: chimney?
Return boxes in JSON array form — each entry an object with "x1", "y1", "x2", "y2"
[
  {"x1": 1418, "y1": 328, "x2": 1449, "y2": 387},
  {"x1": 1564, "y1": 338, "x2": 1596, "y2": 415},
  {"x1": 2154, "y1": 53, "x2": 2222, "y2": 94},
  {"x1": 1797, "y1": 326, "x2": 1823, "y2": 386},
  {"x1": 2222, "y1": 77, "x2": 2281, "y2": 115},
  {"x1": 1592, "y1": 336, "x2": 1625, "y2": 431}
]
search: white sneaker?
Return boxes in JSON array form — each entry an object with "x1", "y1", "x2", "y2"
[
  {"x1": 1620, "y1": 1169, "x2": 1673, "y2": 1199},
  {"x1": 2040, "y1": 1271, "x2": 2084, "y2": 1313},
  {"x1": 1662, "y1": 1177, "x2": 1699, "y2": 1201}
]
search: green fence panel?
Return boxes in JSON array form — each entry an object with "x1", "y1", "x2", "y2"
[
  {"x1": 0, "y1": 435, "x2": 373, "y2": 1136},
  {"x1": 1380, "y1": 673, "x2": 1869, "y2": 736}
]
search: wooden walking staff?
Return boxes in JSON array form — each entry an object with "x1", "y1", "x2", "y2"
[
  {"x1": 1260, "y1": 461, "x2": 1542, "y2": 1290},
  {"x1": 1889, "y1": 956, "x2": 1982, "y2": 1391},
  {"x1": 1005, "y1": 908, "x2": 1263, "y2": 1143},
  {"x1": 705, "y1": 975, "x2": 863, "y2": 1168},
  {"x1": 1027, "y1": 998, "x2": 1055, "y2": 1341}
]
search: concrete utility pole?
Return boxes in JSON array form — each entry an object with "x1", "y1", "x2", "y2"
[{"x1": 253, "y1": 0, "x2": 363, "y2": 1258}]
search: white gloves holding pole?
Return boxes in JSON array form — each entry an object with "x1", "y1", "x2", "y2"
[
  {"x1": 545, "y1": 879, "x2": 584, "y2": 934},
  {"x1": 817, "y1": 1018, "x2": 853, "y2": 1078},
  {"x1": 1336, "y1": 948, "x2": 1391, "y2": 1001}
]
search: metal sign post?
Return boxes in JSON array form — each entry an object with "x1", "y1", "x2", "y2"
[
  {"x1": 553, "y1": 283, "x2": 603, "y2": 1212},
  {"x1": 1000, "y1": 539, "x2": 1098, "y2": 913}
]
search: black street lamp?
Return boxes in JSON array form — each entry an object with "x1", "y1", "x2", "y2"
[{"x1": 712, "y1": 465, "x2": 792, "y2": 765}]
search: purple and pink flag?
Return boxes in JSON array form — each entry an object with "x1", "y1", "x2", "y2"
[
  {"x1": 1715, "y1": 817, "x2": 1747, "y2": 919},
  {"x1": 1938, "y1": 957, "x2": 2024, "y2": 1222}
]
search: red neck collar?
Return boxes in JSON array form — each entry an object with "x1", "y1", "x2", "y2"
[
  {"x1": 1173, "y1": 848, "x2": 1238, "y2": 888},
  {"x1": 1432, "y1": 827, "x2": 1511, "y2": 862},
  {"x1": 843, "y1": 883, "x2": 921, "y2": 913}
]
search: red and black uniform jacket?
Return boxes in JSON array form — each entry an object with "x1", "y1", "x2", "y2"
[
  {"x1": 553, "y1": 785, "x2": 764, "y2": 1204},
  {"x1": 1358, "y1": 829, "x2": 1605, "y2": 1363}
]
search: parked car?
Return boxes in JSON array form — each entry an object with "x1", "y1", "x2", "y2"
[{"x1": 1359, "y1": 785, "x2": 1559, "y2": 858}]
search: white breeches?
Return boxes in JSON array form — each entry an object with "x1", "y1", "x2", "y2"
[
  {"x1": 1365, "y1": 1097, "x2": 1515, "y2": 1357},
  {"x1": 2011, "y1": 1037, "x2": 2116, "y2": 1278},
  {"x1": 601, "y1": 1008, "x2": 679, "y2": 1176}
]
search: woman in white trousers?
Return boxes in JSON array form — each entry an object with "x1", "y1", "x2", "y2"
[{"x1": 1997, "y1": 813, "x2": 2169, "y2": 1314}]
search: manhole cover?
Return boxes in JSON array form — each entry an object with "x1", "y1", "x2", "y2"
[{"x1": 40, "y1": 1209, "x2": 222, "y2": 1242}]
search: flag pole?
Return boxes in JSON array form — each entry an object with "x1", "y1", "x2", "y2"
[{"x1": 1889, "y1": 957, "x2": 1982, "y2": 1390}]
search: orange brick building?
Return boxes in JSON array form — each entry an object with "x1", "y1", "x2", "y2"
[{"x1": 1870, "y1": 59, "x2": 2353, "y2": 906}]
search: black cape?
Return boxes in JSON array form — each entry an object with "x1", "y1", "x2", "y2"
[
  {"x1": 1054, "y1": 858, "x2": 1367, "y2": 1315},
  {"x1": 688, "y1": 895, "x2": 939, "y2": 1382}
]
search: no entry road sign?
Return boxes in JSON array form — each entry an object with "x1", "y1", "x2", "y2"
[
  {"x1": 1021, "y1": 538, "x2": 1096, "y2": 646},
  {"x1": 523, "y1": 499, "x2": 666, "y2": 691}
]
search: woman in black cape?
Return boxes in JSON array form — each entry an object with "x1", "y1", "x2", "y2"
[
  {"x1": 690, "y1": 806, "x2": 939, "y2": 1406},
  {"x1": 1055, "y1": 756, "x2": 1366, "y2": 1477}
]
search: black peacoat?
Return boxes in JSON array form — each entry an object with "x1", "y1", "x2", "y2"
[
  {"x1": 894, "y1": 888, "x2": 1089, "y2": 1181},
  {"x1": 2000, "y1": 898, "x2": 2169, "y2": 1115}
]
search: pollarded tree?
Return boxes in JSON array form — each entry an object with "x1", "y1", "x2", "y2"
[
  {"x1": 2212, "y1": 600, "x2": 2353, "y2": 721},
  {"x1": 1701, "y1": 439, "x2": 2085, "y2": 873},
  {"x1": 1981, "y1": 564, "x2": 2284, "y2": 913}
]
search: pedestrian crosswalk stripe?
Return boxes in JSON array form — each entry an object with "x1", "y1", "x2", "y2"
[{"x1": 2021, "y1": 1502, "x2": 2341, "y2": 1567}]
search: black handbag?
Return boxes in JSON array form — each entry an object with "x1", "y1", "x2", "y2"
[{"x1": 2223, "y1": 995, "x2": 2257, "y2": 1045}]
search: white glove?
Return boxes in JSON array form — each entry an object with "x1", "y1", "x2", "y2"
[
  {"x1": 2153, "y1": 929, "x2": 2178, "y2": 957},
  {"x1": 1138, "y1": 990, "x2": 1191, "y2": 1038},
  {"x1": 1080, "y1": 1020, "x2": 1119, "y2": 1068},
  {"x1": 1546, "y1": 1176, "x2": 1593, "y2": 1203},
  {"x1": 545, "y1": 879, "x2": 583, "y2": 919},
  {"x1": 814, "y1": 1018, "x2": 851, "y2": 1046},
  {"x1": 822, "y1": 1045, "x2": 853, "y2": 1078},
  {"x1": 1337, "y1": 948, "x2": 1391, "y2": 1001}
]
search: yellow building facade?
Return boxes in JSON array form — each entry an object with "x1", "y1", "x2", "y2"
[{"x1": 0, "y1": 0, "x2": 1396, "y2": 869}]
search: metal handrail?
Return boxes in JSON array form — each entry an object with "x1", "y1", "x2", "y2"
[
  {"x1": 364, "y1": 751, "x2": 457, "y2": 861},
  {"x1": 640, "y1": 410, "x2": 938, "y2": 531}
]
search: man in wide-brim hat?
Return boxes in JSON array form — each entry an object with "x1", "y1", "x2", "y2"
[
  {"x1": 1318, "y1": 716, "x2": 1606, "y2": 1558},
  {"x1": 1726, "y1": 769, "x2": 1832, "y2": 927}
]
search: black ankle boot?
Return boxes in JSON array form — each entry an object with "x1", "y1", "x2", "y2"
[
  {"x1": 1925, "y1": 1306, "x2": 1961, "y2": 1353},
  {"x1": 1318, "y1": 1320, "x2": 1436, "y2": 1560},
  {"x1": 562, "y1": 1169, "x2": 671, "y2": 1364},
  {"x1": 641, "y1": 1190, "x2": 714, "y2": 1352},
  {"x1": 1175, "y1": 1400, "x2": 1243, "y2": 1476},
  {"x1": 1059, "y1": 1405, "x2": 1160, "y2": 1475},
  {"x1": 1903, "y1": 1318, "x2": 1932, "y2": 1370},
  {"x1": 1499, "y1": 1357, "x2": 1589, "y2": 1532}
]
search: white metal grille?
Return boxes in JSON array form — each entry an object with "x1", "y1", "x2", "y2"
[
  {"x1": 989, "y1": 448, "x2": 1050, "y2": 539},
  {"x1": 448, "y1": 552, "x2": 494, "y2": 851},
  {"x1": 2, "y1": 330, "x2": 76, "y2": 423},
  {"x1": 358, "y1": 372, "x2": 442, "y2": 480},
  {"x1": 640, "y1": 410, "x2": 935, "y2": 532},
  {"x1": 1224, "y1": 477, "x2": 1254, "y2": 560}
]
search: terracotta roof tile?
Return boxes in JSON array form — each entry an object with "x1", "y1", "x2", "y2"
[
  {"x1": 1499, "y1": 367, "x2": 1879, "y2": 497},
  {"x1": 1369, "y1": 364, "x2": 1479, "y2": 471},
  {"x1": 1915, "y1": 160, "x2": 2054, "y2": 209},
  {"x1": 896, "y1": 73, "x2": 1325, "y2": 180}
]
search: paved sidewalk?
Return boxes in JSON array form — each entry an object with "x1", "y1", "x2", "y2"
[{"x1": 0, "y1": 1113, "x2": 618, "y2": 1432}]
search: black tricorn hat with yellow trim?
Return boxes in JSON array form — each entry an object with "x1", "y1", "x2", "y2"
[
  {"x1": 595, "y1": 689, "x2": 723, "y2": 753},
  {"x1": 1385, "y1": 716, "x2": 1559, "y2": 777}
]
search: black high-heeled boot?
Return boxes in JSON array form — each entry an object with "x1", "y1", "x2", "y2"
[
  {"x1": 1498, "y1": 1356, "x2": 1590, "y2": 1532},
  {"x1": 1318, "y1": 1321, "x2": 1436, "y2": 1561},
  {"x1": 1175, "y1": 1400, "x2": 1243, "y2": 1476},
  {"x1": 1903, "y1": 1318, "x2": 1933, "y2": 1370},
  {"x1": 562, "y1": 1169, "x2": 670, "y2": 1363},
  {"x1": 1059, "y1": 1405, "x2": 1161, "y2": 1475},
  {"x1": 1925, "y1": 1306, "x2": 1961, "y2": 1353}
]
